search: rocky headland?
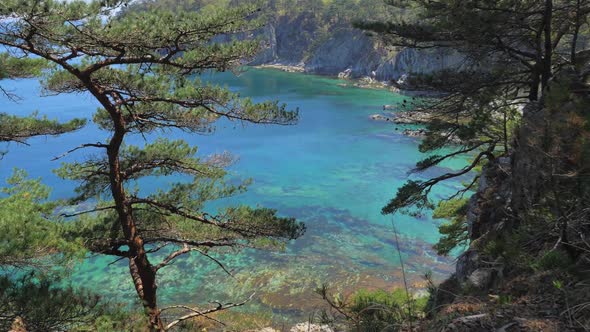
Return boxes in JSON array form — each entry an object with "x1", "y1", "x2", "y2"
[{"x1": 244, "y1": 13, "x2": 466, "y2": 89}]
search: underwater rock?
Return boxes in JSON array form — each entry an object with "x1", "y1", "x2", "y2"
[
  {"x1": 369, "y1": 110, "x2": 432, "y2": 124},
  {"x1": 256, "y1": 63, "x2": 305, "y2": 73},
  {"x1": 401, "y1": 128, "x2": 463, "y2": 144}
]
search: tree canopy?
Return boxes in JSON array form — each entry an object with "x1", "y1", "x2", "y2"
[
  {"x1": 1, "y1": 53, "x2": 86, "y2": 266},
  {"x1": 0, "y1": 0, "x2": 304, "y2": 330},
  {"x1": 357, "y1": 0, "x2": 590, "y2": 217},
  {"x1": 1, "y1": 54, "x2": 85, "y2": 144},
  {"x1": 1, "y1": 53, "x2": 98, "y2": 332}
]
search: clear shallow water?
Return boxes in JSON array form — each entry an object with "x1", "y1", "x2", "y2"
[{"x1": 1, "y1": 69, "x2": 466, "y2": 321}]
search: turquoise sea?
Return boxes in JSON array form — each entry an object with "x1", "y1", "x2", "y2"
[{"x1": 1, "y1": 69, "x2": 467, "y2": 322}]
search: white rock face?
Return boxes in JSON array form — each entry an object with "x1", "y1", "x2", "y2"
[
  {"x1": 249, "y1": 24, "x2": 278, "y2": 65},
  {"x1": 289, "y1": 323, "x2": 334, "y2": 332},
  {"x1": 239, "y1": 12, "x2": 471, "y2": 83},
  {"x1": 254, "y1": 328, "x2": 280, "y2": 332},
  {"x1": 304, "y1": 29, "x2": 382, "y2": 78}
]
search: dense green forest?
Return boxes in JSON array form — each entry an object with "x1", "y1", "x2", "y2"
[{"x1": 1, "y1": 0, "x2": 590, "y2": 331}]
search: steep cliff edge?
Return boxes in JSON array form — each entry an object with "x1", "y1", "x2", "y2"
[{"x1": 425, "y1": 70, "x2": 590, "y2": 331}]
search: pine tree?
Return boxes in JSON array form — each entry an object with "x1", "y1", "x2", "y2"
[
  {"x1": 1, "y1": 1, "x2": 304, "y2": 330},
  {"x1": 1, "y1": 54, "x2": 85, "y2": 146},
  {"x1": 1, "y1": 54, "x2": 86, "y2": 265},
  {"x1": 357, "y1": 0, "x2": 590, "y2": 216},
  {"x1": 1, "y1": 54, "x2": 102, "y2": 331}
]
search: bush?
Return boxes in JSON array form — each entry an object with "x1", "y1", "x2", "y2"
[
  {"x1": 534, "y1": 250, "x2": 573, "y2": 271},
  {"x1": 348, "y1": 288, "x2": 426, "y2": 332},
  {"x1": 433, "y1": 199, "x2": 469, "y2": 256}
]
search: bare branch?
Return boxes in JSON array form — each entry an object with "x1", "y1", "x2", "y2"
[
  {"x1": 163, "y1": 293, "x2": 255, "y2": 331},
  {"x1": 51, "y1": 143, "x2": 108, "y2": 161},
  {"x1": 154, "y1": 244, "x2": 189, "y2": 271},
  {"x1": 60, "y1": 205, "x2": 116, "y2": 218}
]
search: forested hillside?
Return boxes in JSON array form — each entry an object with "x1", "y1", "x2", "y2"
[{"x1": 128, "y1": 0, "x2": 463, "y2": 83}]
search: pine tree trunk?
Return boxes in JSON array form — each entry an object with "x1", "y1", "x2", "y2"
[
  {"x1": 541, "y1": 0, "x2": 553, "y2": 92},
  {"x1": 529, "y1": 72, "x2": 541, "y2": 101},
  {"x1": 129, "y1": 255, "x2": 164, "y2": 331},
  {"x1": 106, "y1": 107, "x2": 164, "y2": 331}
]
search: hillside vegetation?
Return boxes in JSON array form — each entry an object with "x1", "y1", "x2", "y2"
[
  {"x1": 126, "y1": 0, "x2": 454, "y2": 82},
  {"x1": 1, "y1": 0, "x2": 590, "y2": 331}
]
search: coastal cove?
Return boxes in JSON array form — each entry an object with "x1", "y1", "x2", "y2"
[{"x1": 1, "y1": 68, "x2": 467, "y2": 322}]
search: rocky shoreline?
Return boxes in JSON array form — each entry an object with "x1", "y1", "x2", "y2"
[
  {"x1": 368, "y1": 111, "x2": 463, "y2": 143},
  {"x1": 253, "y1": 65, "x2": 448, "y2": 142},
  {"x1": 369, "y1": 110, "x2": 432, "y2": 124},
  {"x1": 254, "y1": 63, "x2": 305, "y2": 73},
  {"x1": 254, "y1": 63, "x2": 445, "y2": 97},
  {"x1": 252, "y1": 323, "x2": 333, "y2": 332},
  {"x1": 247, "y1": 15, "x2": 466, "y2": 84}
]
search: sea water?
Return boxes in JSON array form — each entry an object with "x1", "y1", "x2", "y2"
[{"x1": 1, "y1": 68, "x2": 467, "y2": 321}]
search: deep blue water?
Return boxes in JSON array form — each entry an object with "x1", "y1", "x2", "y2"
[{"x1": 1, "y1": 69, "x2": 465, "y2": 321}]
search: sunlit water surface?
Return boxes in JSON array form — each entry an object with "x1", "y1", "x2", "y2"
[{"x1": 1, "y1": 69, "x2": 467, "y2": 322}]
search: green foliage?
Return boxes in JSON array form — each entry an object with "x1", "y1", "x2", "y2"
[
  {"x1": 0, "y1": 112, "x2": 86, "y2": 144},
  {"x1": 432, "y1": 198, "x2": 469, "y2": 256},
  {"x1": 0, "y1": 272, "x2": 147, "y2": 331},
  {"x1": 0, "y1": 51, "x2": 101, "y2": 330},
  {"x1": 0, "y1": 273, "x2": 103, "y2": 332},
  {"x1": 1, "y1": 54, "x2": 85, "y2": 145},
  {"x1": 130, "y1": 0, "x2": 393, "y2": 24},
  {"x1": 1, "y1": 1, "x2": 305, "y2": 327},
  {"x1": 496, "y1": 294, "x2": 513, "y2": 305},
  {"x1": 0, "y1": 169, "x2": 85, "y2": 267},
  {"x1": 482, "y1": 236, "x2": 520, "y2": 263},
  {"x1": 382, "y1": 180, "x2": 434, "y2": 215},
  {"x1": 0, "y1": 53, "x2": 46, "y2": 80},
  {"x1": 358, "y1": 0, "x2": 583, "y2": 218},
  {"x1": 348, "y1": 288, "x2": 426, "y2": 332},
  {"x1": 73, "y1": 308, "x2": 149, "y2": 332},
  {"x1": 55, "y1": 137, "x2": 304, "y2": 252},
  {"x1": 534, "y1": 250, "x2": 573, "y2": 271},
  {"x1": 317, "y1": 285, "x2": 427, "y2": 332}
]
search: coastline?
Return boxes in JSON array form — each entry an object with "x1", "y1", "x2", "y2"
[
  {"x1": 253, "y1": 63, "x2": 305, "y2": 73},
  {"x1": 253, "y1": 64, "x2": 451, "y2": 143},
  {"x1": 252, "y1": 63, "x2": 445, "y2": 98}
]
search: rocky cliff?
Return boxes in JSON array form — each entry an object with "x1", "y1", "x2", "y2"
[
  {"x1": 426, "y1": 69, "x2": 590, "y2": 331},
  {"x1": 248, "y1": 13, "x2": 465, "y2": 83}
]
